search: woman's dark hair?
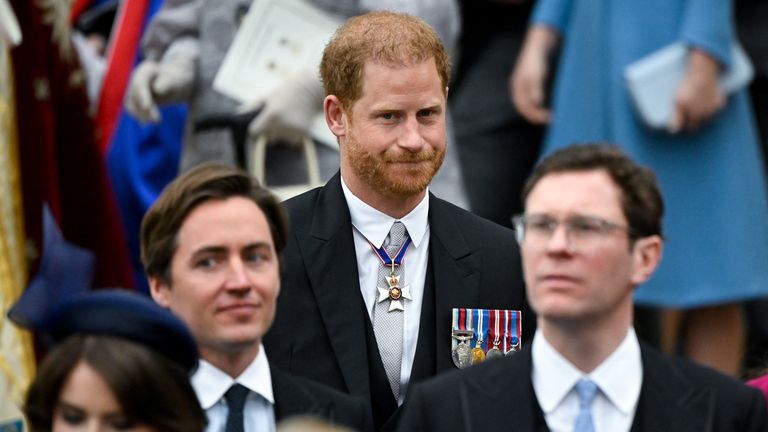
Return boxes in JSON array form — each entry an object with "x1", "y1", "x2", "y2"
[{"x1": 24, "y1": 334, "x2": 206, "y2": 432}]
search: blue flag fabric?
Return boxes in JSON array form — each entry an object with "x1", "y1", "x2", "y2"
[{"x1": 8, "y1": 205, "x2": 95, "y2": 329}]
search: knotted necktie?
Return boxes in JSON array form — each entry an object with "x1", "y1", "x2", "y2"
[
  {"x1": 573, "y1": 379, "x2": 599, "y2": 432},
  {"x1": 224, "y1": 383, "x2": 249, "y2": 432},
  {"x1": 373, "y1": 221, "x2": 409, "y2": 400}
]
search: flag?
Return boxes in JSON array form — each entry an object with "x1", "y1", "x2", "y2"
[
  {"x1": 0, "y1": 31, "x2": 34, "y2": 427},
  {"x1": 11, "y1": 0, "x2": 135, "y2": 289}
]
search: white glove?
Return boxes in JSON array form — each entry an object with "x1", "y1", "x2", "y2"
[
  {"x1": 124, "y1": 56, "x2": 195, "y2": 123},
  {"x1": 244, "y1": 70, "x2": 324, "y2": 146}
]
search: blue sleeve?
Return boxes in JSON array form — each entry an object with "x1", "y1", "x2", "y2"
[
  {"x1": 530, "y1": 0, "x2": 574, "y2": 34},
  {"x1": 679, "y1": 0, "x2": 734, "y2": 67}
]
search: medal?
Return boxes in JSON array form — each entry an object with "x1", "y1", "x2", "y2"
[
  {"x1": 471, "y1": 335, "x2": 486, "y2": 365},
  {"x1": 486, "y1": 335, "x2": 503, "y2": 359},
  {"x1": 376, "y1": 269, "x2": 412, "y2": 312},
  {"x1": 504, "y1": 310, "x2": 521, "y2": 355},
  {"x1": 451, "y1": 330, "x2": 473, "y2": 369},
  {"x1": 505, "y1": 336, "x2": 520, "y2": 356},
  {"x1": 370, "y1": 236, "x2": 412, "y2": 312},
  {"x1": 486, "y1": 310, "x2": 503, "y2": 359},
  {"x1": 470, "y1": 310, "x2": 487, "y2": 365}
]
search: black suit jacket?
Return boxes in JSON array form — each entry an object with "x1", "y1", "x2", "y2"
[
  {"x1": 398, "y1": 342, "x2": 768, "y2": 432},
  {"x1": 263, "y1": 173, "x2": 531, "y2": 430},
  {"x1": 272, "y1": 368, "x2": 372, "y2": 431}
]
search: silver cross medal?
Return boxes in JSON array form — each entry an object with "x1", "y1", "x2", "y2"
[{"x1": 377, "y1": 261, "x2": 411, "y2": 312}]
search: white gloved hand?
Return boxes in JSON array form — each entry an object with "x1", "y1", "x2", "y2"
[
  {"x1": 124, "y1": 56, "x2": 195, "y2": 123},
  {"x1": 244, "y1": 70, "x2": 324, "y2": 146},
  {"x1": 125, "y1": 60, "x2": 162, "y2": 123}
]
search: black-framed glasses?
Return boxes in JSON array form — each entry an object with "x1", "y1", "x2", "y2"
[{"x1": 512, "y1": 213, "x2": 632, "y2": 249}]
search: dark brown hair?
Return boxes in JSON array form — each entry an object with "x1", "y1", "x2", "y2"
[
  {"x1": 522, "y1": 143, "x2": 664, "y2": 240},
  {"x1": 24, "y1": 335, "x2": 206, "y2": 432},
  {"x1": 320, "y1": 11, "x2": 450, "y2": 111},
  {"x1": 141, "y1": 162, "x2": 288, "y2": 284}
]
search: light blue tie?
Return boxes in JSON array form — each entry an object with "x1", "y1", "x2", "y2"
[{"x1": 573, "y1": 379, "x2": 598, "y2": 432}]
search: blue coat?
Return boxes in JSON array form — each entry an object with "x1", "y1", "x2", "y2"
[{"x1": 532, "y1": 0, "x2": 768, "y2": 307}]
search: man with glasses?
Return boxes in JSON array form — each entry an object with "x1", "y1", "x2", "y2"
[{"x1": 399, "y1": 143, "x2": 767, "y2": 431}]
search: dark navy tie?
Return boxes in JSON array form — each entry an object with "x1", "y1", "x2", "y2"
[{"x1": 224, "y1": 383, "x2": 249, "y2": 432}]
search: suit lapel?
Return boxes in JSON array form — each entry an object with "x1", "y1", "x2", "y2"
[
  {"x1": 459, "y1": 348, "x2": 545, "y2": 432},
  {"x1": 632, "y1": 345, "x2": 713, "y2": 432},
  {"x1": 271, "y1": 369, "x2": 327, "y2": 421},
  {"x1": 295, "y1": 174, "x2": 371, "y2": 397},
  {"x1": 426, "y1": 195, "x2": 483, "y2": 373}
]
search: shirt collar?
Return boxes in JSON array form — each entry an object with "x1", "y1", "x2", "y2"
[
  {"x1": 340, "y1": 175, "x2": 429, "y2": 248},
  {"x1": 532, "y1": 328, "x2": 642, "y2": 415},
  {"x1": 590, "y1": 328, "x2": 643, "y2": 414},
  {"x1": 191, "y1": 343, "x2": 275, "y2": 409}
]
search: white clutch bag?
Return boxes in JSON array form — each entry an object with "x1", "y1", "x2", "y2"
[{"x1": 623, "y1": 42, "x2": 754, "y2": 129}]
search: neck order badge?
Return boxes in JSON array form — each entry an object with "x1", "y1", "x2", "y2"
[{"x1": 370, "y1": 231, "x2": 412, "y2": 312}]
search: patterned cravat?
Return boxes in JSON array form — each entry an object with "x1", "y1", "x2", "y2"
[
  {"x1": 573, "y1": 379, "x2": 599, "y2": 432},
  {"x1": 373, "y1": 221, "x2": 408, "y2": 400},
  {"x1": 224, "y1": 383, "x2": 249, "y2": 432}
]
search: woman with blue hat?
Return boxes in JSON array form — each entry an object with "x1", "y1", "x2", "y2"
[{"x1": 23, "y1": 290, "x2": 206, "y2": 432}]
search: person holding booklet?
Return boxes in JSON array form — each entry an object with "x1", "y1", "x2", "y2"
[{"x1": 511, "y1": 0, "x2": 768, "y2": 376}]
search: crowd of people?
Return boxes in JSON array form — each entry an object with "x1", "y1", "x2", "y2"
[{"x1": 4, "y1": 0, "x2": 768, "y2": 431}]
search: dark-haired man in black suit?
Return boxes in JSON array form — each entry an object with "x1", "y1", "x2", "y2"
[
  {"x1": 263, "y1": 11, "x2": 532, "y2": 431},
  {"x1": 399, "y1": 143, "x2": 768, "y2": 431},
  {"x1": 141, "y1": 163, "x2": 371, "y2": 432}
]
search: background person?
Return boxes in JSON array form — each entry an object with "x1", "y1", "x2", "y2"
[
  {"x1": 512, "y1": 0, "x2": 768, "y2": 375},
  {"x1": 450, "y1": 0, "x2": 544, "y2": 227},
  {"x1": 23, "y1": 290, "x2": 206, "y2": 432}
]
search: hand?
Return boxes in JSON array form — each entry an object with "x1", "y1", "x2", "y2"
[
  {"x1": 668, "y1": 49, "x2": 726, "y2": 133},
  {"x1": 511, "y1": 26, "x2": 558, "y2": 125},
  {"x1": 125, "y1": 60, "x2": 162, "y2": 123},
  {"x1": 124, "y1": 56, "x2": 195, "y2": 123},
  {"x1": 245, "y1": 69, "x2": 324, "y2": 146}
]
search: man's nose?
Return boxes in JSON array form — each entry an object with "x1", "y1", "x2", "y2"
[
  {"x1": 398, "y1": 116, "x2": 424, "y2": 151},
  {"x1": 545, "y1": 223, "x2": 574, "y2": 253},
  {"x1": 224, "y1": 258, "x2": 251, "y2": 290}
]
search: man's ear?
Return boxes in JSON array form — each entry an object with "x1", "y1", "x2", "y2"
[
  {"x1": 324, "y1": 95, "x2": 347, "y2": 138},
  {"x1": 630, "y1": 235, "x2": 663, "y2": 286},
  {"x1": 148, "y1": 277, "x2": 172, "y2": 309}
]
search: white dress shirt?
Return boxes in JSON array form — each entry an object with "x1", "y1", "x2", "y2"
[
  {"x1": 341, "y1": 177, "x2": 430, "y2": 405},
  {"x1": 192, "y1": 344, "x2": 276, "y2": 432},
  {"x1": 531, "y1": 328, "x2": 643, "y2": 432}
]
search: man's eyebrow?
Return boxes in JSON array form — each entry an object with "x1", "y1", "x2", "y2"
[
  {"x1": 242, "y1": 242, "x2": 272, "y2": 251},
  {"x1": 421, "y1": 103, "x2": 444, "y2": 113},
  {"x1": 191, "y1": 246, "x2": 227, "y2": 256},
  {"x1": 191, "y1": 242, "x2": 271, "y2": 256}
]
